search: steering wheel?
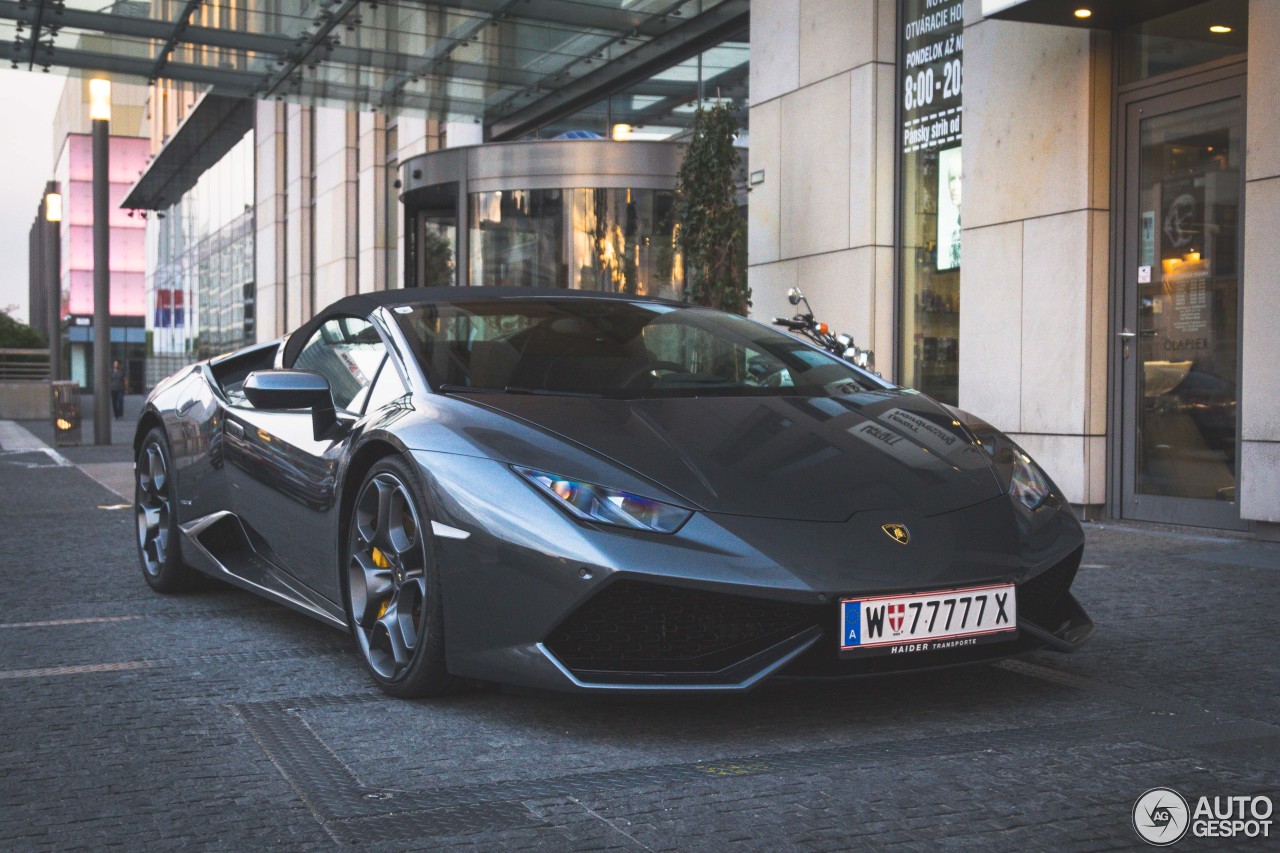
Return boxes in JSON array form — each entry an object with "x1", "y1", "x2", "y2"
[{"x1": 615, "y1": 360, "x2": 688, "y2": 388}]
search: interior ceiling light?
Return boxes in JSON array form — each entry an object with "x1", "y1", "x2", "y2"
[
  {"x1": 1074, "y1": 8, "x2": 1092, "y2": 19},
  {"x1": 1209, "y1": 25, "x2": 1232, "y2": 33}
]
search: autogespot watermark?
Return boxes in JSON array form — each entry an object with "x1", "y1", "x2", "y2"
[{"x1": 1132, "y1": 787, "x2": 1274, "y2": 846}]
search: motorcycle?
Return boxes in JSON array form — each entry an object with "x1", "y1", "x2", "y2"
[{"x1": 773, "y1": 287, "x2": 876, "y2": 373}]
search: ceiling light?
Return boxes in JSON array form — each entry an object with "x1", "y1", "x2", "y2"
[
  {"x1": 1074, "y1": 8, "x2": 1092, "y2": 19},
  {"x1": 1209, "y1": 25, "x2": 1232, "y2": 34}
]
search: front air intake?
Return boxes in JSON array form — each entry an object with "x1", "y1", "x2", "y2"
[
  {"x1": 544, "y1": 579, "x2": 819, "y2": 678},
  {"x1": 1016, "y1": 545, "x2": 1083, "y2": 631}
]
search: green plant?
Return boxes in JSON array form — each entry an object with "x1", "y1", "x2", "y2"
[
  {"x1": 674, "y1": 104, "x2": 749, "y2": 315},
  {"x1": 420, "y1": 228, "x2": 455, "y2": 287},
  {"x1": 0, "y1": 308, "x2": 46, "y2": 348}
]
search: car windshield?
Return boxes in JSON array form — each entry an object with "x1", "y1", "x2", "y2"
[{"x1": 393, "y1": 298, "x2": 885, "y2": 399}]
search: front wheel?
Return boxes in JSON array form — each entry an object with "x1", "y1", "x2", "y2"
[
  {"x1": 346, "y1": 456, "x2": 456, "y2": 698},
  {"x1": 136, "y1": 427, "x2": 194, "y2": 592}
]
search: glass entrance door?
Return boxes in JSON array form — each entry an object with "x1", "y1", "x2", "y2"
[{"x1": 1119, "y1": 76, "x2": 1244, "y2": 528}]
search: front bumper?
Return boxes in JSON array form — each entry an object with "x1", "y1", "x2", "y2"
[
  {"x1": 535, "y1": 544, "x2": 1091, "y2": 690},
  {"x1": 414, "y1": 451, "x2": 1091, "y2": 694}
]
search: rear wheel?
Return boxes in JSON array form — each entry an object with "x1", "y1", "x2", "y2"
[
  {"x1": 136, "y1": 427, "x2": 194, "y2": 592},
  {"x1": 346, "y1": 456, "x2": 455, "y2": 698}
]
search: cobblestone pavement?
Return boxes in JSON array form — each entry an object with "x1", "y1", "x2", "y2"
[{"x1": 0, "y1": 421, "x2": 1277, "y2": 851}]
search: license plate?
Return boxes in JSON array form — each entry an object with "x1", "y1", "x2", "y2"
[{"x1": 839, "y1": 583, "x2": 1017, "y2": 657}]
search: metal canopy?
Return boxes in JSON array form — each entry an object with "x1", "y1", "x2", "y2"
[
  {"x1": 0, "y1": 0, "x2": 748, "y2": 136},
  {"x1": 122, "y1": 90, "x2": 252, "y2": 209}
]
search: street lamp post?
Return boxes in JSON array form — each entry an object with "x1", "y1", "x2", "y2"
[
  {"x1": 44, "y1": 188, "x2": 62, "y2": 383},
  {"x1": 90, "y1": 79, "x2": 111, "y2": 445}
]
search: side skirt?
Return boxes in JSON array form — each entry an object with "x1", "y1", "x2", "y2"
[{"x1": 179, "y1": 511, "x2": 348, "y2": 630}]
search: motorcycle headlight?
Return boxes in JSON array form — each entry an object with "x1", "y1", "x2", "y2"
[
  {"x1": 1009, "y1": 448, "x2": 1052, "y2": 511},
  {"x1": 513, "y1": 467, "x2": 692, "y2": 534}
]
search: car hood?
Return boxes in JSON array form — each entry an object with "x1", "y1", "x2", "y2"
[{"x1": 458, "y1": 389, "x2": 1005, "y2": 521}]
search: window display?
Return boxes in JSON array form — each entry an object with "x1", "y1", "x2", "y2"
[{"x1": 898, "y1": 0, "x2": 963, "y2": 404}]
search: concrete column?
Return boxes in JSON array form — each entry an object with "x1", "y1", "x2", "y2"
[
  {"x1": 444, "y1": 121, "x2": 483, "y2": 148},
  {"x1": 313, "y1": 107, "x2": 359, "y2": 306},
  {"x1": 357, "y1": 112, "x2": 389, "y2": 293},
  {"x1": 285, "y1": 105, "x2": 315, "y2": 327},
  {"x1": 747, "y1": 0, "x2": 897, "y2": 375},
  {"x1": 1240, "y1": 0, "x2": 1280, "y2": 523},
  {"x1": 254, "y1": 101, "x2": 288, "y2": 340},
  {"x1": 958, "y1": 4, "x2": 1112, "y2": 508}
]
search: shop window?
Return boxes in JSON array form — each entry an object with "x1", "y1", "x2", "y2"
[{"x1": 898, "y1": 0, "x2": 963, "y2": 404}]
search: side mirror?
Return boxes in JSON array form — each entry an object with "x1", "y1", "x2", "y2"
[
  {"x1": 787, "y1": 287, "x2": 804, "y2": 306},
  {"x1": 243, "y1": 370, "x2": 337, "y2": 440}
]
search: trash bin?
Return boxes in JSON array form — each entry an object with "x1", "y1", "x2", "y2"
[{"x1": 51, "y1": 381, "x2": 81, "y2": 447}]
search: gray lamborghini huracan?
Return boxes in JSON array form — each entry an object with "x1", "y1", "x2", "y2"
[{"x1": 134, "y1": 287, "x2": 1092, "y2": 697}]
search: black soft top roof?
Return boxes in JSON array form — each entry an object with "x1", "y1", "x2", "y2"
[{"x1": 282, "y1": 286, "x2": 685, "y2": 367}]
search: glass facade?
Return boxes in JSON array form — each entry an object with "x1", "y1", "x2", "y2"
[
  {"x1": 898, "y1": 0, "x2": 963, "y2": 405},
  {"x1": 1133, "y1": 97, "x2": 1241, "y2": 502},
  {"x1": 468, "y1": 187, "x2": 682, "y2": 298},
  {"x1": 146, "y1": 133, "x2": 255, "y2": 372},
  {"x1": 539, "y1": 40, "x2": 749, "y2": 141},
  {"x1": 14, "y1": 0, "x2": 745, "y2": 132}
]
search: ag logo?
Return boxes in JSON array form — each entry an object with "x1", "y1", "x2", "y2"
[
  {"x1": 881, "y1": 523, "x2": 910, "y2": 545},
  {"x1": 1133, "y1": 787, "x2": 1190, "y2": 846}
]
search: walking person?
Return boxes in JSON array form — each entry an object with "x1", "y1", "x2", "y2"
[{"x1": 110, "y1": 359, "x2": 126, "y2": 420}]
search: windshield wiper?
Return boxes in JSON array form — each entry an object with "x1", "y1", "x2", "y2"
[
  {"x1": 655, "y1": 374, "x2": 736, "y2": 385},
  {"x1": 437, "y1": 384, "x2": 504, "y2": 394},
  {"x1": 437, "y1": 383, "x2": 603, "y2": 398},
  {"x1": 503, "y1": 386, "x2": 604, "y2": 398}
]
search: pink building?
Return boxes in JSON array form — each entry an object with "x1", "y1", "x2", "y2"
[{"x1": 53, "y1": 133, "x2": 150, "y2": 389}]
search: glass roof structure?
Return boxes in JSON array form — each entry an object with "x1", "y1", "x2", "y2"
[{"x1": 0, "y1": 0, "x2": 748, "y2": 139}]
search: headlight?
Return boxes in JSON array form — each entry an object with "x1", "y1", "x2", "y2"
[
  {"x1": 940, "y1": 404, "x2": 1055, "y2": 512},
  {"x1": 513, "y1": 467, "x2": 692, "y2": 533},
  {"x1": 1009, "y1": 449, "x2": 1052, "y2": 511}
]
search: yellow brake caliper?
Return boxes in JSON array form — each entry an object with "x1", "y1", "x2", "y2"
[{"x1": 372, "y1": 547, "x2": 390, "y2": 618}]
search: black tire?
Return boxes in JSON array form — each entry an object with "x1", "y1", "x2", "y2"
[
  {"x1": 345, "y1": 455, "x2": 456, "y2": 698},
  {"x1": 136, "y1": 427, "x2": 194, "y2": 593}
]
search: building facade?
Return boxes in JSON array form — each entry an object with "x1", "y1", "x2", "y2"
[
  {"x1": 55, "y1": 132, "x2": 152, "y2": 391},
  {"x1": 27, "y1": 78, "x2": 151, "y2": 392},
  {"x1": 748, "y1": 0, "x2": 1274, "y2": 533},
  {"x1": 54, "y1": 0, "x2": 1266, "y2": 535},
  {"x1": 145, "y1": 133, "x2": 255, "y2": 385}
]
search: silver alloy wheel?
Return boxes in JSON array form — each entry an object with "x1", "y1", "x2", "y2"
[
  {"x1": 348, "y1": 471, "x2": 427, "y2": 681},
  {"x1": 136, "y1": 441, "x2": 171, "y2": 576}
]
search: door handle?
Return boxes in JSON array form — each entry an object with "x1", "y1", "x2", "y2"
[
  {"x1": 226, "y1": 420, "x2": 244, "y2": 438},
  {"x1": 1117, "y1": 328, "x2": 1137, "y2": 340}
]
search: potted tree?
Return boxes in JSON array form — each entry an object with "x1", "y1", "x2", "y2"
[{"x1": 674, "y1": 104, "x2": 749, "y2": 315}]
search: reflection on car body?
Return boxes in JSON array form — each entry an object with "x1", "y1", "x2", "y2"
[{"x1": 132, "y1": 287, "x2": 1092, "y2": 698}]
